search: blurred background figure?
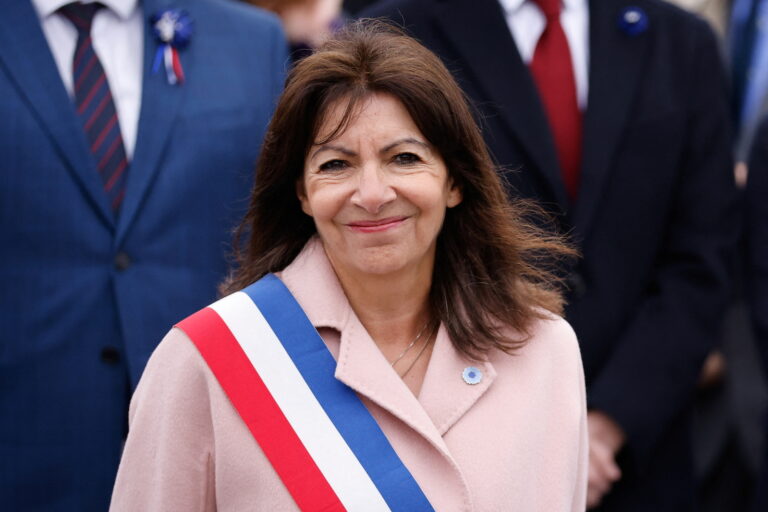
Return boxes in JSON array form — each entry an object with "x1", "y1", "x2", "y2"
[
  {"x1": 665, "y1": 0, "x2": 768, "y2": 509},
  {"x1": 666, "y1": 0, "x2": 728, "y2": 35},
  {"x1": 364, "y1": 0, "x2": 738, "y2": 510},
  {"x1": 747, "y1": 117, "x2": 768, "y2": 512},
  {"x1": 0, "y1": 0, "x2": 286, "y2": 510},
  {"x1": 246, "y1": 0, "x2": 344, "y2": 59},
  {"x1": 731, "y1": 0, "x2": 768, "y2": 171}
]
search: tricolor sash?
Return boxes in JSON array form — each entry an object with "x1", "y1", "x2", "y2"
[{"x1": 177, "y1": 274, "x2": 434, "y2": 512}]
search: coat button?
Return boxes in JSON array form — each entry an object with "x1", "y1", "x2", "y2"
[
  {"x1": 100, "y1": 346, "x2": 121, "y2": 364},
  {"x1": 462, "y1": 366, "x2": 483, "y2": 385},
  {"x1": 114, "y1": 252, "x2": 132, "y2": 271}
]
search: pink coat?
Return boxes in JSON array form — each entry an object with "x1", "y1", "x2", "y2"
[{"x1": 110, "y1": 239, "x2": 587, "y2": 511}]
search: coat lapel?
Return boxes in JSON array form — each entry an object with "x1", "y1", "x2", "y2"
[
  {"x1": 572, "y1": 0, "x2": 651, "y2": 240},
  {"x1": 0, "y1": 1, "x2": 114, "y2": 228},
  {"x1": 431, "y1": 0, "x2": 569, "y2": 209},
  {"x1": 334, "y1": 317, "x2": 455, "y2": 460},
  {"x1": 115, "y1": 0, "x2": 188, "y2": 244},
  {"x1": 417, "y1": 329, "x2": 496, "y2": 436}
]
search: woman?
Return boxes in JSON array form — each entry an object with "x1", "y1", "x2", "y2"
[{"x1": 110, "y1": 22, "x2": 587, "y2": 511}]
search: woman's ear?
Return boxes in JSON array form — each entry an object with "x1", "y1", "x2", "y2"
[
  {"x1": 447, "y1": 179, "x2": 463, "y2": 208},
  {"x1": 296, "y1": 179, "x2": 312, "y2": 216}
]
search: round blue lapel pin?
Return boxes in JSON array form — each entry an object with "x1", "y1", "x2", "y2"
[
  {"x1": 151, "y1": 9, "x2": 194, "y2": 85},
  {"x1": 618, "y1": 6, "x2": 649, "y2": 36},
  {"x1": 462, "y1": 366, "x2": 483, "y2": 385}
]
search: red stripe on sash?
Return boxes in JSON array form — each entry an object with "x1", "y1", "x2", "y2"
[{"x1": 178, "y1": 308, "x2": 346, "y2": 512}]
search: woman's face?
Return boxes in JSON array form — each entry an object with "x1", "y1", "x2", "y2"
[{"x1": 299, "y1": 93, "x2": 462, "y2": 280}]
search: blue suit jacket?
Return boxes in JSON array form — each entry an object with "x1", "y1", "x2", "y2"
[
  {"x1": 0, "y1": 0, "x2": 286, "y2": 509},
  {"x1": 364, "y1": 0, "x2": 738, "y2": 509}
]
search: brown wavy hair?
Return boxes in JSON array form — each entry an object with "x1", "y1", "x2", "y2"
[{"x1": 223, "y1": 20, "x2": 576, "y2": 358}]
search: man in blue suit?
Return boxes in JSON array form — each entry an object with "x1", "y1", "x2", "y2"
[
  {"x1": 365, "y1": 0, "x2": 738, "y2": 509},
  {"x1": 0, "y1": 0, "x2": 286, "y2": 509}
]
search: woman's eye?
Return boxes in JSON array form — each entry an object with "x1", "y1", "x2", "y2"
[
  {"x1": 318, "y1": 159, "x2": 348, "y2": 172},
  {"x1": 393, "y1": 152, "x2": 422, "y2": 166}
]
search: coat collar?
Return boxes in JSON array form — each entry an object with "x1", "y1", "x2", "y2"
[
  {"x1": 279, "y1": 238, "x2": 497, "y2": 456},
  {"x1": 32, "y1": 0, "x2": 139, "y2": 19}
]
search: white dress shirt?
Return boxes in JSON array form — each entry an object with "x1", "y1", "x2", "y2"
[
  {"x1": 32, "y1": 0, "x2": 143, "y2": 159},
  {"x1": 498, "y1": 0, "x2": 589, "y2": 109}
]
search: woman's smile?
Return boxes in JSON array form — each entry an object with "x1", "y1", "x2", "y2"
[{"x1": 346, "y1": 216, "x2": 409, "y2": 233}]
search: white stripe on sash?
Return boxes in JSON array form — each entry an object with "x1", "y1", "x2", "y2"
[{"x1": 211, "y1": 292, "x2": 391, "y2": 511}]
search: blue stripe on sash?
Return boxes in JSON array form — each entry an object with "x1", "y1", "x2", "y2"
[{"x1": 243, "y1": 274, "x2": 435, "y2": 512}]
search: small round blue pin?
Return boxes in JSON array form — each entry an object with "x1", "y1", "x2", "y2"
[
  {"x1": 462, "y1": 366, "x2": 483, "y2": 385},
  {"x1": 618, "y1": 6, "x2": 649, "y2": 36}
]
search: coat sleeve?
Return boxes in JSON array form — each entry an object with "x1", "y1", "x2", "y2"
[
  {"x1": 109, "y1": 329, "x2": 217, "y2": 512},
  {"x1": 586, "y1": 18, "x2": 738, "y2": 470},
  {"x1": 572, "y1": 340, "x2": 589, "y2": 512}
]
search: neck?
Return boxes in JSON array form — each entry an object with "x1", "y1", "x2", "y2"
[{"x1": 330, "y1": 258, "x2": 433, "y2": 351}]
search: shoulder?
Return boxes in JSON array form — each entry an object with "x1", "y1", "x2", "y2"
[
  {"x1": 361, "y1": 0, "x2": 439, "y2": 24},
  {"x1": 524, "y1": 311, "x2": 581, "y2": 364},
  {"x1": 176, "y1": 0, "x2": 285, "y2": 48},
  {"x1": 489, "y1": 312, "x2": 583, "y2": 385},
  {"x1": 183, "y1": 0, "x2": 282, "y2": 30},
  {"x1": 130, "y1": 327, "x2": 215, "y2": 420},
  {"x1": 619, "y1": 0, "x2": 720, "y2": 50}
]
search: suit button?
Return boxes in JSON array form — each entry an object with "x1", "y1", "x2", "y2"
[
  {"x1": 100, "y1": 346, "x2": 121, "y2": 364},
  {"x1": 114, "y1": 252, "x2": 131, "y2": 271},
  {"x1": 566, "y1": 272, "x2": 587, "y2": 298}
]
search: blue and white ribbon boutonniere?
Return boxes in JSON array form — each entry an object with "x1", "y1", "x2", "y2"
[{"x1": 151, "y1": 9, "x2": 194, "y2": 85}]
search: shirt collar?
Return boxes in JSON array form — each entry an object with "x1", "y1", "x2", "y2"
[
  {"x1": 32, "y1": 0, "x2": 139, "y2": 21},
  {"x1": 498, "y1": 0, "x2": 585, "y2": 14}
]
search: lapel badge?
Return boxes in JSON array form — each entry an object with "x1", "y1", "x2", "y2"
[
  {"x1": 151, "y1": 9, "x2": 194, "y2": 85},
  {"x1": 462, "y1": 366, "x2": 483, "y2": 385},
  {"x1": 618, "y1": 6, "x2": 649, "y2": 36}
]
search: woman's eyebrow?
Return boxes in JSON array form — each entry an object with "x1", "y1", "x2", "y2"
[
  {"x1": 381, "y1": 138, "x2": 430, "y2": 153},
  {"x1": 309, "y1": 144, "x2": 356, "y2": 160}
]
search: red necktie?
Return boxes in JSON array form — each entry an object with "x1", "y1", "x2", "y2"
[
  {"x1": 59, "y1": 2, "x2": 129, "y2": 212},
  {"x1": 529, "y1": 0, "x2": 582, "y2": 200}
]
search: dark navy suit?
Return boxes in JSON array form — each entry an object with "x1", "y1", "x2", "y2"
[
  {"x1": 748, "y1": 118, "x2": 768, "y2": 511},
  {"x1": 0, "y1": 0, "x2": 286, "y2": 509},
  {"x1": 364, "y1": 0, "x2": 738, "y2": 509}
]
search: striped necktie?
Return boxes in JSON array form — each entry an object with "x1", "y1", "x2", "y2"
[
  {"x1": 529, "y1": 0, "x2": 582, "y2": 201},
  {"x1": 59, "y1": 2, "x2": 129, "y2": 212}
]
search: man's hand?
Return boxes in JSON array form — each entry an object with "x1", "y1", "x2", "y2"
[{"x1": 587, "y1": 410, "x2": 626, "y2": 509}]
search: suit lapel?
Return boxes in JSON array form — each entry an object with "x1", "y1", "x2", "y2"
[
  {"x1": 0, "y1": 1, "x2": 114, "y2": 228},
  {"x1": 432, "y1": 0, "x2": 568, "y2": 208},
  {"x1": 572, "y1": 0, "x2": 651, "y2": 239},
  {"x1": 115, "y1": 0, "x2": 188, "y2": 244}
]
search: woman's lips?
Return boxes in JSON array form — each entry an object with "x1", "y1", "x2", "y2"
[{"x1": 346, "y1": 216, "x2": 408, "y2": 233}]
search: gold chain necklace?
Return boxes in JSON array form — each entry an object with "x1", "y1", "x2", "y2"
[
  {"x1": 389, "y1": 320, "x2": 430, "y2": 368},
  {"x1": 392, "y1": 321, "x2": 437, "y2": 378}
]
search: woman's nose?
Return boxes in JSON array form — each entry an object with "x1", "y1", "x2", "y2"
[{"x1": 351, "y1": 165, "x2": 396, "y2": 213}]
